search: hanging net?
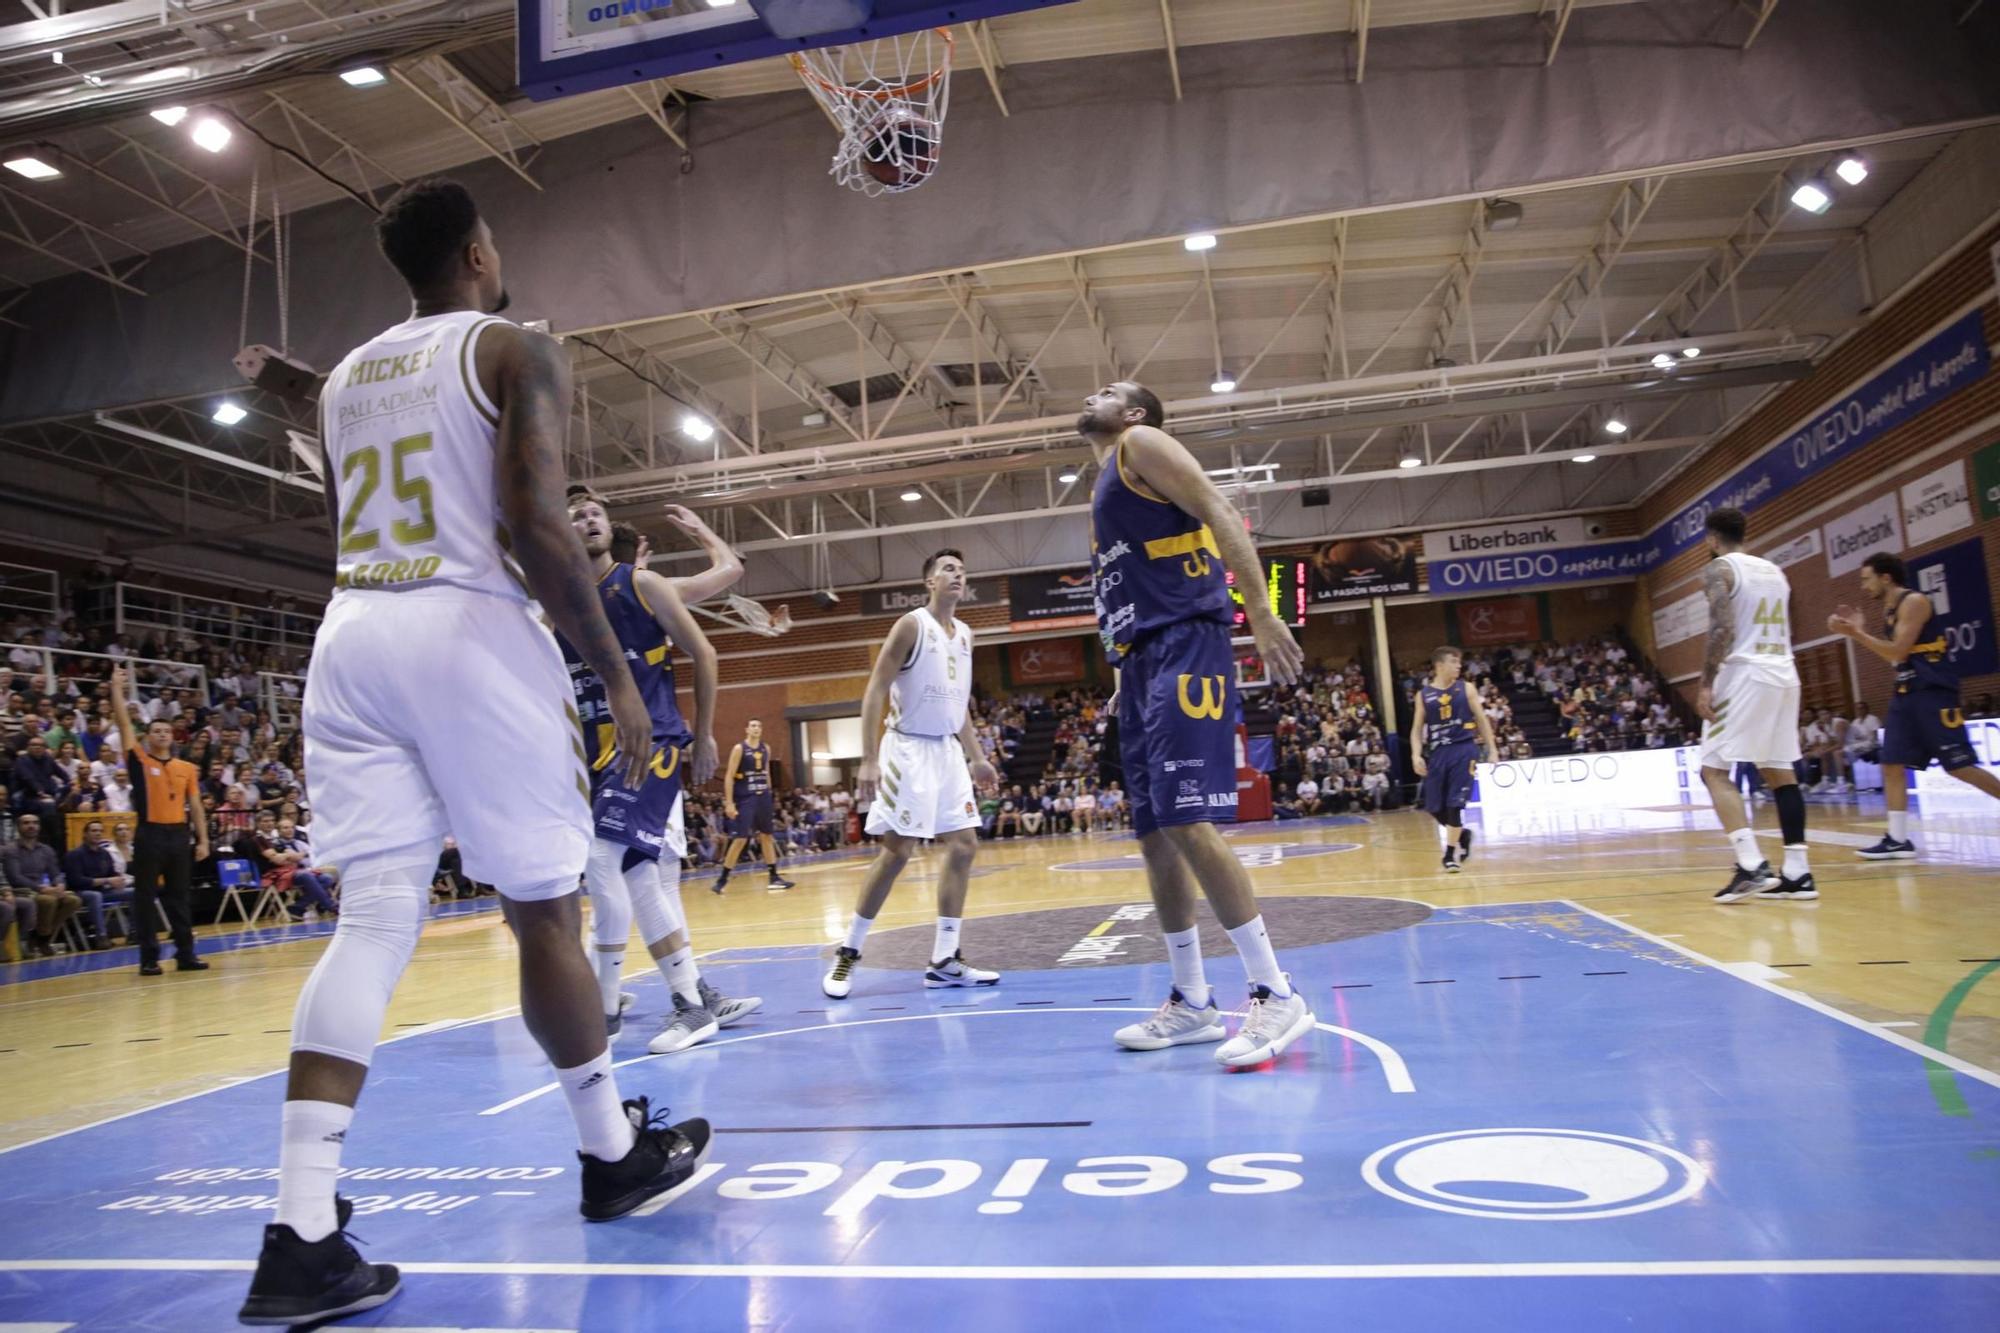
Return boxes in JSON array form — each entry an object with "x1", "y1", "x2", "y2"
[{"x1": 789, "y1": 27, "x2": 953, "y2": 196}]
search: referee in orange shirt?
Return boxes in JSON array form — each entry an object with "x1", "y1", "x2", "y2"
[{"x1": 111, "y1": 667, "x2": 211, "y2": 976}]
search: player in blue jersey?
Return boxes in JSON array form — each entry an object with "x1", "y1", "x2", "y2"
[
  {"x1": 1078, "y1": 381, "x2": 1314, "y2": 1069},
  {"x1": 1411, "y1": 646, "x2": 1499, "y2": 874},
  {"x1": 713, "y1": 719, "x2": 795, "y2": 893},
  {"x1": 562, "y1": 490, "x2": 762, "y2": 1056},
  {"x1": 1829, "y1": 551, "x2": 2000, "y2": 859}
]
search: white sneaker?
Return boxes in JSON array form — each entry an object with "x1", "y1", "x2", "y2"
[
  {"x1": 1115, "y1": 989, "x2": 1227, "y2": 1050},
  {"x1": 924, "y1": 952, "x2": 1000, "y2": 988},
  {"x1": 647, "y1": 994, "x2": 720, "y2": 1054},
  {"x1": 823, "y1": 946, "x2": 861, "y2": 999},
  {"x1": 1215, "y1": 976, "x2": 1315, "y2": 1068},
  {"x1": 618, "y1": 991, "x2": 636, "y2": 1016},
  {"x1": 698, "y1": 977, "x2": 761, "y2": 1028}
]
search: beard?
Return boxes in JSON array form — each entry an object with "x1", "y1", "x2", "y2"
[
  {"x1": 1077, "y1": 409, "x2": 1110, "y2": 436},
  {"x1": 582, "y1": 533, "x2": 611, "y2": 557}
]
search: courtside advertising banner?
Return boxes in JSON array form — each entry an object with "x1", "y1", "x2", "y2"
[
  {"x1": 1008, "y1": 568, "x2": 1097, "y2": 631},
  {"x1": 1907, "y1": 536, "x2": 1997, "y2": 678},
  {"x1": 1473, "y1": 745, "x2": 1713, "y2": 814}
]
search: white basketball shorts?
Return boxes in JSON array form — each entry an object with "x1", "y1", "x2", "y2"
[
  {"x1": 864, "y1": 730, "x2": 981, "y2": 841},
  {"x1": 304, "y1": 587, "x2": 592, "y2": 894},
  {"x1": 1699, "y1": 664, "x2": 1803, "y2": 769}
]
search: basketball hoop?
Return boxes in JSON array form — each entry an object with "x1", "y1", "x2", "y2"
[
  {"x1": 724, "y1": 595, "x2": 794, "y2": 638},
  {"x1": 789, "y1": 27, "x2": 953, "y2": 196}
]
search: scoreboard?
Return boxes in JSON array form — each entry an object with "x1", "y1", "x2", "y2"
[{"x1": 1228, "y1": 557, "x2": 1308, "y2": 630}]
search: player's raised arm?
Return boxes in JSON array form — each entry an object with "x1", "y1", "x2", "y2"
[
  {"x1": 1830, "y1": 590, "x2": 1927, "y2": 666},
  {"x1": 659, "y1": 504, "x2": 745, "y2": 604},
  {"x1": 488, "y1": 324, "x2": 649, "y2": 788},
  {"x1": 856, "y1": 614, "x2": 922, "y2": 801},
  {"x1": 1119, "y1": 424, "x2": 1304, "y2": 684},
  {"x1": 635, "y1": 568, "x2": 720, "y2": 784}
]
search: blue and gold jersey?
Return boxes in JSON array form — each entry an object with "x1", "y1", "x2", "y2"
[
  {"x1": 1089, "y1": 432, "x2": 1233, "y2": 663},
  {"x1": 1889, "y1": 592, "x2": 1957, "y2": 695},
  {"x1": 556, "y1": 562, "x2": 692, "y2": 773},
  {"x1": 733, "y1": 741, "x2": 772, "y2": 798},
  {"x1": 1420, "y1": 679, "x2": 1479, "y2": 753}
]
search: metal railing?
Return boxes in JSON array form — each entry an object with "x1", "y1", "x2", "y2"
[
  {"x1": 0, "y1": 643, "x2": 208, "y2": 710},
  {"x1": 261, "y1": 671, "x2": 307, "y2": 731},
  {"x1": 113, "y1": 581, "x2": 323, "y2": 657},
  {"x1": 0, "y1": 561, "x2": 61, "y2": 624}
]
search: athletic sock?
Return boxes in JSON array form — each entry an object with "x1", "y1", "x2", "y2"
[
  {"x1": 276, "y1": 1099, "x2": 353, "y2": 1242},
  {"x1": 1773, "y1": 782, "x2": 1807, "y2": 846},
  {"x1": 1165, "y1": 926, "x2": 1210, "y2": 1008},
  {"x1": 1887, "y1": 810, "x2": 1910, "y2": 842},
  {"x1": 663, "y1": 946, "x2": 702, "y2": 1006},
  {"x1": 594, "y1": 945, "x2": 626, "y2": 1019},
  {"x1": 932, "y1": 916, "x2": 962, "y2": 963},
  {"x1": 1436, "y1": 822, "x2": 1455, "y2": 849},
  {"x1": 1726, "y1": 827, "x2": 1762, "y2": 872},
  {"x1": 1782, "y1": 844, "x2": 1810, "y2": 879},
  {"x1": 843, "y1": 914, "x2": 873, "y2": 954},
  {"x1": 766, "y1": 862, "x2": 783, "y2": 879},
  {"x1": 556, "y1": 1050, "x2": 635, "y2": 1162},
  {"x1": 1225, "y1": 916, "x2": 1289, "y2": 997}
]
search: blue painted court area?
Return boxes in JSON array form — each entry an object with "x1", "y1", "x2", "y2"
[{"x1": 3, "y1": 900, "x2": 1997, "y2": 1330}]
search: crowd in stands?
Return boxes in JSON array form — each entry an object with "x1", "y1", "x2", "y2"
[
  {"x1": 1269, "y1": 661, "x2": 1399, "y2": 814},
  {"x1": 1405, "y1": 637, "x2": 1695, "y2": 755}
]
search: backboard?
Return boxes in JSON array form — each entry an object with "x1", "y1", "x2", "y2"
[{"x1": 519, "y1": 0, "x2": 1076, "y2": 102}]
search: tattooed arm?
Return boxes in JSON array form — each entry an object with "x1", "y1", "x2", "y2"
[
  {"x1": 484, "y1": 323, "x2": 651, "y2": 788},
  {"x1": 1696, "y1": 558, "x2": 1735, "y2": 722}
]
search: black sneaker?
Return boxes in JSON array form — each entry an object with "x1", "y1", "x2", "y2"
[
  {"x1": 238, "y1": 1196, "x2": 398, "y2": 1326},
  {"x1": 579, "y1": 1096, "x2": 714, "y2": 1222},
  {"x1": 1441, "y1": 850, "x2": 1460, "y2": 874},
  {"x1": 1857, "y1": 836, "x2": 1918, "y2": 861},
  {"x1": 710, "y1": 869, "x2": 730, "y2": 896},
  {"x1": 139, "y1": 963, "x2": 163, "y2": 976},
  {"x1": 1457, "y1": 827, "x2": 1474, "y2": 865},
  {"x1": 1713, "y1": 861, "x2": 1779, "y2": 904},
  {"x1": 176, "y1": 958, "x2": 211, "y2": 971},
  {"x1": 766, "y1": 872, "x2": 795, "y2": 892},
  {"x1": 1756, "y1": 873, "x2": 1819, "y2": 902}
]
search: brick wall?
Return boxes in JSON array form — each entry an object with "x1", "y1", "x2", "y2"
[{"x1": 1642, "y1": 221, "x2": 2000, "y2": 712}]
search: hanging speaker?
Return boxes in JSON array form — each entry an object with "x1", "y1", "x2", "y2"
[{"x1": 1301, "y1": 487, "x2": 1330, "y2": 508}]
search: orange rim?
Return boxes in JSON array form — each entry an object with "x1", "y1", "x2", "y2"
[{"x1": 789, "y1": 26, "x2": 953, "y2": 104}]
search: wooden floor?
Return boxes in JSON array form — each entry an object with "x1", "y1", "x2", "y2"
[{"x1": 3, "y1": 798, "x2": 1997, "y2": 1152}]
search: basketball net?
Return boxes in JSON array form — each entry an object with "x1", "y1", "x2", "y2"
[
  {"x1": 790, "y1": 27, "x2": 953, "y2": 196},
  {"x1": 724, "y1": 594, "x2": 794, "y2": 638}
]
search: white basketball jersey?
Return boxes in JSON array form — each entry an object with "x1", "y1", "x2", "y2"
[
  {"x1": 319, "y1": 310, "x2": 528, "y2": 600},
  {"x1": 1718, "y1": 551, "x2": 1798, "y2": 682},
  {"x1": 888, "y1": 607, "x2": 972, "y2": 738}
]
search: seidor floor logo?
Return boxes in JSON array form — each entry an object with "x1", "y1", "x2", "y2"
[{"x1": 1362, "y1": 1128, "x2": 1708, "y2": 1221}]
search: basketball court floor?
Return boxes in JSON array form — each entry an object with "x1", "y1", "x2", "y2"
[{"x1": 2, "y1": 800, "x2": 1997, "y2": 1330}]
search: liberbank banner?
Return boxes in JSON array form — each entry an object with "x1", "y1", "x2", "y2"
[{"x1": 1425, "y1": 310, "x2": 1991, "y2": 595}]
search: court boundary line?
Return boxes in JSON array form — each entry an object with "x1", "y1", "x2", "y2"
[
  {"x1": 1561, "y1": 900, "x2": 2000, "y2": 1089},
  {"x1": 0, "y1": 1005, "x2": 524, "y2": 1157},
  {"x1": 478, "y1": 1007, "x2": 1417, "y2": 1115},
  {"x1": 3, "y1": 1257, "x2": 1997, "y2": 1280}
]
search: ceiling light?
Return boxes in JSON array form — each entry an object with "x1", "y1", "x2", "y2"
[
  {"x1": 801, "y1": 410, "x2": 826, "y2": 427},
  {"x1": 705, "y1": 0, "x2": 739, "y2": 7},
  {"x1": 3, "y1": 157, "x2": 60, "y2": 181},
  {"x1": 1833, "y1": 152, "x2": 1869, "y2": 187},
  {"x1": 339, "y1": 66, "x2": 386, "y2": 87},
  {"x1": 1572, "y1": 453, "x2": 1597, "y2": 464},
  {"x1": 190, "y1": 116, "x2": 232, "y2": 153},
  {"x1": 811, "y1": 750, "x2": 832, "y2": 760},
  {"x1": 1789, "y1": 177, "x2": 1832, "y2": 214},
  {"x1": 1183, "y1": 233, "x2": 1217, "y2": 252},
  {"x1": 1651, "y1": 352, "x2": 1676, "y2": 370},
  {"x1": 680, "y1": 413, "x2": 715, "y2": 441},
  {"x1": 1209, "y1": 373, "x2": 1237, "y2": 393},
  {"x1": 50, "y1": 50, "x2": 62, "y2": 65},
  {"x1": 151, "y1": 105, "x2": 189, "y2": 126},
  {"x1": 1483, "y1": 198, "x2": 1524, "y2": 231},
  {"x1": 1603, "y1": 415, "x2": 1628, "y2": 436},
  {"x1": 1681, "y1": 345, "x2": 1701, "y2": 359},
  {"x1": 1398, "y1": 456, "x2": 1422, "y2": 470},
  {"x1": 1057, "y1": 469, "x2": 1079, "y2": 484},
  {"x1": 211, "y1": 401, "x2": 248, "y2": 426},
  {"x1": 135, "y1": 66, "x2": 193, "y2": 85},
  {"x1": 900, "y1": 489, "x2": 922, "y2": 502}
]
